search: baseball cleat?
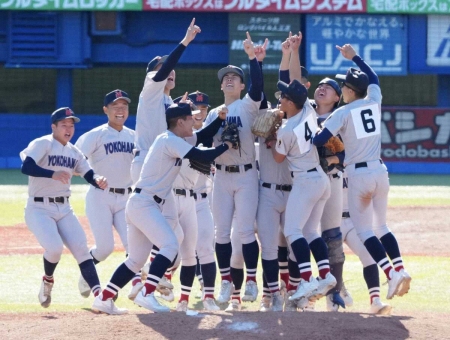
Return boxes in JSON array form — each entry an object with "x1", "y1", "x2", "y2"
[
  {"x1": 92, "y1": 294, "x2": 128, "y2": 315},
  {"x1": 157, "y1": 287, "x2": 174, "y2": 302},
  {"x1": 242, "y1": 280, "x2": 258, "y2": 302},
  {"x1": 397, "y1": 269, "x2": 412, "y2": 297},
  {"x1": 340, "y1": 282, "x2": 353, "y2": 307},
  {"x1": 78, "y1": 275, "x2": 91, "y2": 298},
  {"x1": 225, "y1": 299, "x2": 241, "y2": 312},
  {"x1": 134, "y1": 290, "x2": 170, "y2": 313},
  {"x1": 386, "y1": 269, "x2": 405, "y2": 300},
  {"x1": 289, "y1": 276, "x2": 319, "y2": 302},
  {"x1": 216, "y1": 280, "x2": 234, "y2": 304},
  {"x1": 128, "y1": 281, "x2": 144, "y2": 301},
  {"x1": 156, "y1": 276, "x2": 174, "y2": 291},
  {"x1": 259, "y1": 295, "x2": 272, "y2": 312},
  {"x1": 38, "y1": 278, "x2": 53, "y2": 308},
  {"x1": 314, "y1": 272, "x2": 337, "y2": 299},
  {"x1": 271, "y1": 291, "x2": 284, "y2": 312},
  {"x1": 284, "y1": 290, "x2": 298, "y2": 312},
  {"x1": 176, "y1": 300, "x2": 188, "y2": 312},
  {"x1": 203, "y1": 297, "x2": 220, "y2": 311},
  {"x1": 370, "y1": 297, "x2": 392, "y2": 315},
  {"x1": 326, "y1": 292, "x2": 345, "y2": 312}
]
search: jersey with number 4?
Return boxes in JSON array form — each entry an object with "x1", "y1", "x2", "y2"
[
  {"x1": 275, "y1": 101, "x2": 320, "y2": 172},
  {"x1": 323, "y1": 84, "x2": 382, "y2": 165}
]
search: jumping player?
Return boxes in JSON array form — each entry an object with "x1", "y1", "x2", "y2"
[
  {"x1": 75, "y1": 90, "x2": 135, "y2": 298},
  {"x1": 20, "y1": 107, "x2": 108, "y2": 308},
  {"x1": 267, "y1": 79, "x2": 336, "y2": 309},
  {"x1": 313, "y1": 44, "x2": 411, "y2": 300},
  {"x1": 206, "y1": 32, "x2": 263, "y2": 308},
  {"x1": 92, "y1": 102, "x2": 232, "y2": 315}
]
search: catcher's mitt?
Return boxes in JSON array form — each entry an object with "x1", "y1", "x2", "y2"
[
  {"x1": 323, "y1": 136, "x2": 345, "y2": 154},
  {"x1": 221, "y1": 123, "x2": 240, "y2": 150},
  {"x1": 189, "y1": 159, "x2": 213, "y2": 176},
  {"x1": 251, "y1": 108, "x2": 282, "y2": 138}
]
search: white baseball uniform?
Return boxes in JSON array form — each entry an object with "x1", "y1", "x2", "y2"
[
  {"x1": 130, "y1": 70, "x2": 173, "y2": 184},
  {"x1": 21, "y1": 135, "x2": 94, "y2": 265},
  {"x1": 276, "y1": 101, "x2": 331, "y2": 246},
  {"x1": 75, "y1": 124, "x2": 135, "y2": 262}
]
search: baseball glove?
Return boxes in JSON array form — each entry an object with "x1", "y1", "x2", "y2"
[
  {"x1": 221, "y1": 123, "x2": 240, "y2": 150},
  {"x1": 323, "y1": 136, "x2": 345, "y2": 154},
  {"x1": 189, "y1": 159, "x2": 213, "y2": 176},
  {"x1": 251, "y1": 108, "x2": 282, "y2": 138}
]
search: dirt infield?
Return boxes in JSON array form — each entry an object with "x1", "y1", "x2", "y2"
[{"x1": 1, "y1": 206, "x2": 449, "y2": 340}]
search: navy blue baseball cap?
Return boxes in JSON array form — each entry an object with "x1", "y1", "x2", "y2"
[
  {"x1": 166, "y1": 103, "x2": 192, "y2": 120},
  {"x1": 218, "y1": 65, "x2": 244, "y2": 82},
  {"x1": 300, "y1": 66, "x2": 309, "y2": 79},
  {"x1": 335, "y1": 68, "x2": 369, "y2": 94},
  {"x1": 188, "y1": 91, "x2": 210, "y2": 107},
  {"x1": 172, "y1": 97, "x2": 201, "y2": 115},
  {"x1": 146, "y1": 55, "x2": 168, "y2": 73},
  {"x1": 317, "y1": 78, "x2": 342, "y2": 97},
  {"x1": 104, "y1": 89, "x2": 131, "y2": 107},
  {"x1": 276, "y1": 79, "x2": 308, "y2": 106},
  {"x1": 51, "y1": 107, "x2": 80, "y2": 124}
]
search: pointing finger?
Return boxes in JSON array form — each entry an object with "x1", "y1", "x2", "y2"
[
  {"x1": 190, "y1": 18, "x2": 195, "y2": 28},
  {"x1": 262, "y1": 38, "x2": 269, "y2": 49},
  {"x1": 246, "y1": 31, "x2": 252, "y2": 41}
]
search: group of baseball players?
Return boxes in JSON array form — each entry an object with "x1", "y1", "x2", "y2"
[{"x1": 21, "y1": 18, "x2": 412, "y2": 316}]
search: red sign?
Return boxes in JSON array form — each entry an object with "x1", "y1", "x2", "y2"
[
  {"x1": 381, "y1": 107, "x2": 450, "y2": 163},
  {"x1": 143, "y1": 0, "x2": 366, "y2": 13}
]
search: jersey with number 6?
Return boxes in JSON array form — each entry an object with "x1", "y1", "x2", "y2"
[{"x1": 323, "y1": 84, "x2": 382, "y2": 166}]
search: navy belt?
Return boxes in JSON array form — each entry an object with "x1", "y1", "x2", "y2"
[
  {"x1": 291, "y1": 167, "x2": 317, "y2": 177},
  {"x1": 193, "y1": 193, "x2": 207, "y2": 200},
  {"x1": 216, "y1": 163, "x2": 252, "y2": 173},
  {"x1": 262, "y1": 182, "x2": 292, "y2": 192},
  {"x1": 34, "y1": 196, "x2": 68, "y2": 204},
  {"x1": 174, "y1": 188, "x2": 194, "y2": 197},
  {"x1": 342, "y1": 212, "x2": 350, "y2": 218},
  {"x1": 134, "y1": 188, "x2": 165, "y2": 205},
  {"x1": 331, "y1": 173, "x2": 340, "y2": 178},
  {"x1": 109, "y1": 187, "x2": 132, "y2": 195},
  {"x1": 355, "y1": 159, "x2": 383, "y2": 169}
]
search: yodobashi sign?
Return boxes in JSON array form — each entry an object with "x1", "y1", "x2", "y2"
[
  {"x1": 427, "y1": 15, "x2": 450, "y2": 67},
  {"x1": 305, "y1": 15, "x2": 408, "y2": 75},
  {"x1": 229, "y1": 14, "x2": 300, "y2": 73},
  {"x1": 381, "y1": 107, "x2": 450, "y2": 162}
]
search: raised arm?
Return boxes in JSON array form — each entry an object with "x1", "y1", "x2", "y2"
[
  {"x1": 289, "y1": 32, "x2": 302, "y2": 82},
  {"x1": 244, "y1": 32, "x2": 262, "y2": 102},
  {"x1": 153, "y1": 18, "x2": 201, "y2": 82},
  {"x1": 336, "y1": 44, "x2": 379, "y2": 85},
  {"x1": 279, "y1": 35, "x2": 291, "y2": 83}
]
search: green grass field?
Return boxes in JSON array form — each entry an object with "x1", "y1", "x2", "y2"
[{"x1": 1, "y1": 171, "x2": 449, "y2": 315}]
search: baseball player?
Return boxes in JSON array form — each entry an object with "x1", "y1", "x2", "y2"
[
  {"x1": 130, "y1": 18, "x2": 201, "y2": 183},
  {"x1": 127, "y1": 18, "x2": 201, "y2": 298},
  {"x1": 206, "y1": 32, "x2": 263, "y2": 308},
  {"x1": 75, "y1": 90, "x2": 134, "y2": 298},
  {"x1": 266, "y1": 79, "x2": 336, "y2": 309},
  {"x1": 337, "y1": 173, "x2": 391, "y2": 314},
  {"x1": 92, "y1": 103, "x2": 232, "y2": 315},
  {"x1": 20, "y1": 107, "x2": 108, "y2": 308},
  {"x1": 313, "y1": 44, "x2": 411, "y2": 300}
]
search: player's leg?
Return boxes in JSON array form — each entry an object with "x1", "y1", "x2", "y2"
[
  {"x1": 256, "y1": 186, "x2": 283, "y2": 310},
  {"x1": 225, "y1": 224, "x2": 244, "y2": 311},
  {"x1": 345, "y1": 226, "x2": 391, "y2": 315},
  {"x1": 176, "y1": 196, "x2": 198, "y2": 312},
  {"x1": 234, "y1": 169, "x2": 259, "y2": 301},
  {"x1": 25, "y1": 199, "x2": 63, "y2": 308},
  {"x1": 373, "y1": 169, "x2": 411, "y2": 297},
  {"x1": 320, "y1": 175, "x2": 345, "y2": 308},
  {"x1": 213, "y1": 172, "x2": 235, "y2": 303},
  {"x1": 284, "y1": 173, "x2": 328, "y2": 307},
  {"x1": 57, "y1": 206, "x2": 101, "y2": 298},
  {"x1": 112, "y1": 195, "x2": 129, "y2": 254},
  {"x1": 93, "y1": 221, "x2": 151, "y2": 315},
  {"x1": 347, "y1": 167, "x2": 404, "y2": 300},
  {"x1": 278, "y1": 230, "x2": 289, "y2": 289},
  {"x1": 195, "y1": 198, "x2": 219, "y2": 310},
  {"x1": 130, "y1": 153, "x2": 145, "y2": 185}
]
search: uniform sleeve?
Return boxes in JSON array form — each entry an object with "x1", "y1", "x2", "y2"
[
  {"x1": 275, "y1": 129, "x2": 291, "y2": 156},
  {"x1": 167, "y1": 136, "x2": 195, "y2": 160},
  {"x1": 73, "y1": 147, "x2": 93, "y2": 176},
  {"x1": 75, "y1": 131, "x2": 98, "y2": 159},
  {"x1": 20, "y1": 138, "x2": 50, "y2": 163},
  {"x1": 141, "y1": 71, "x2": 166, "y2": 104},
  {"x1": 204, "y1": 108, "x2": 219, "y2": 125},
  {"x1": 242, "y1": 93, "x2": 262, "y2": 119},
  {"x1": 366, "y1": 84, "x2": 382, "y2": 105},
  {"x1": 323, "y1": 109, "x2": 346, "y2": 137}
]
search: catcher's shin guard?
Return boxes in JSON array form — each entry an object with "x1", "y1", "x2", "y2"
[{"x1": 322, "y1": 227, "x2": 344, "y2": 292}]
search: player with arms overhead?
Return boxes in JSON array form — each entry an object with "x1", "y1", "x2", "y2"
[{"x1": 313, "y1": 44, "x2": 411, "y2": 300}]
